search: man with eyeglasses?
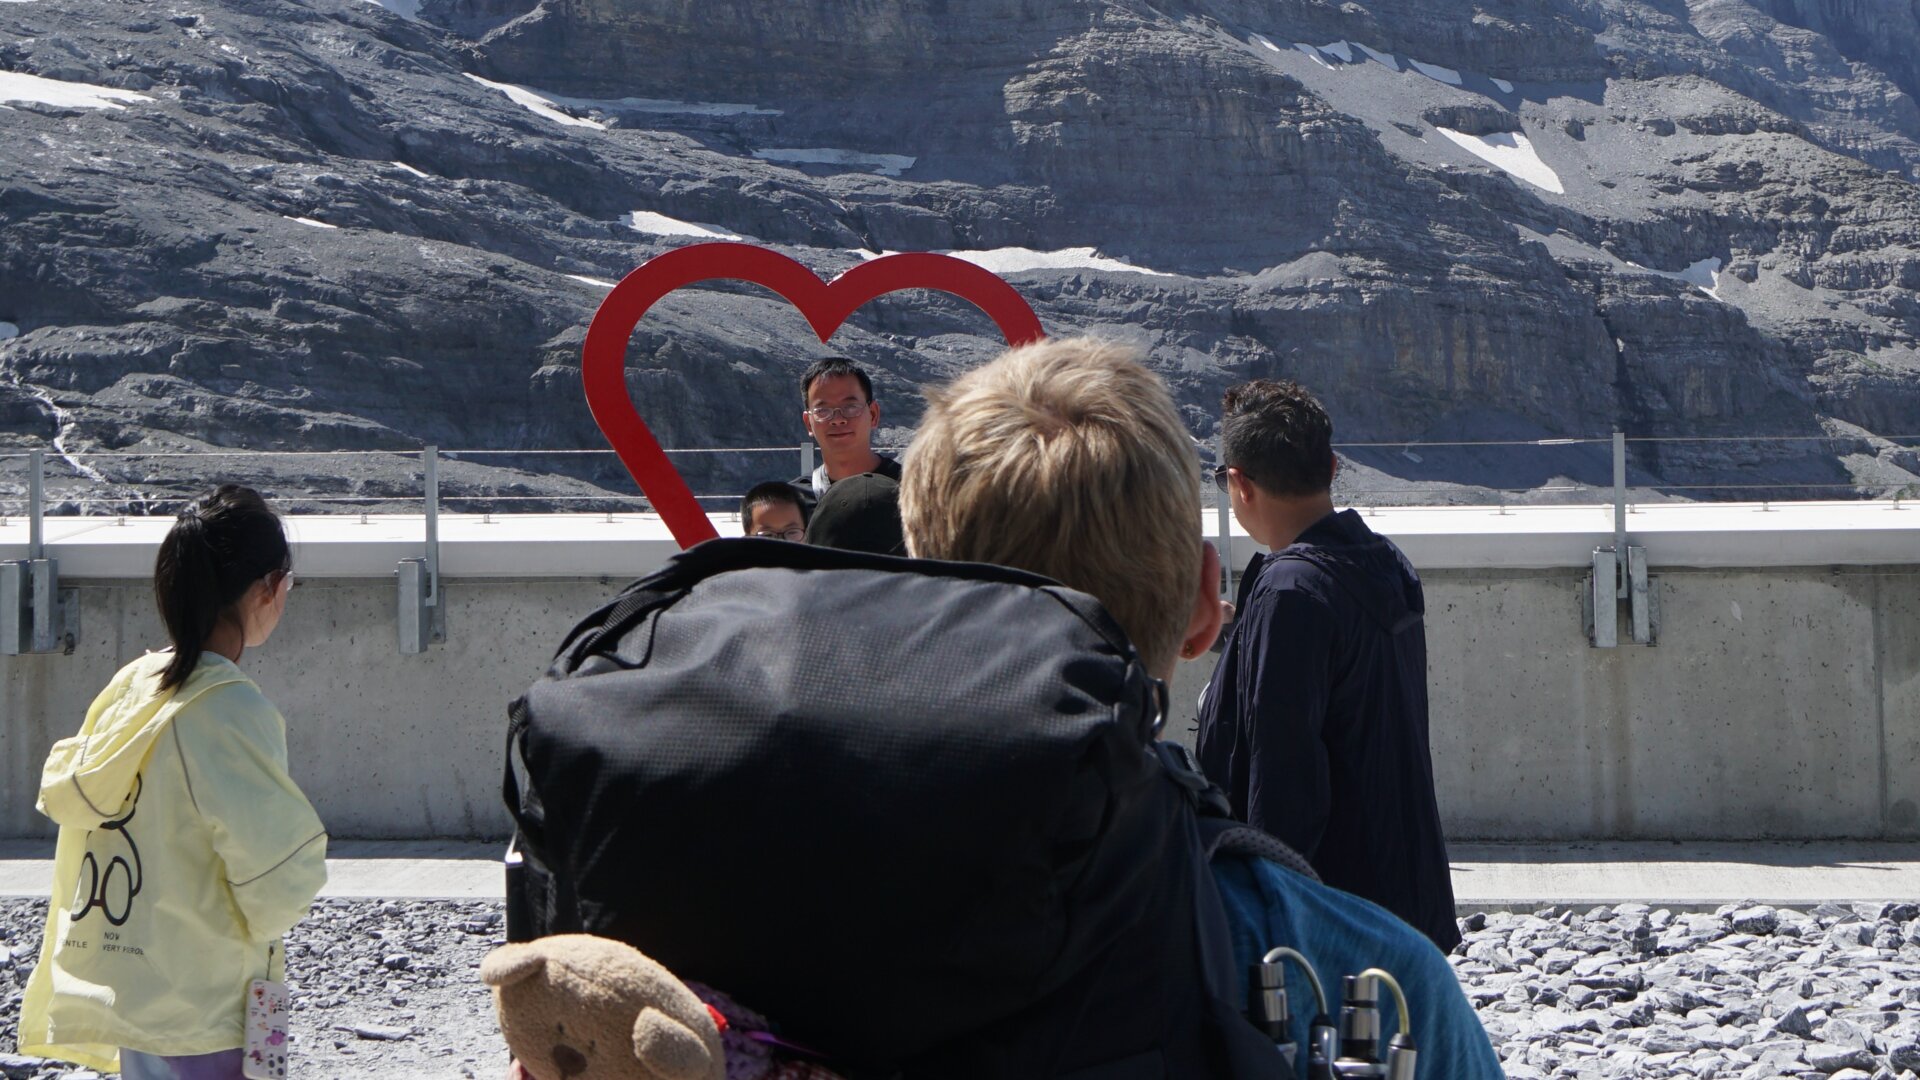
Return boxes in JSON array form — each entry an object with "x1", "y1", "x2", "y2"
[{"x1": 791, "y1": 358, "x2": 902, "y2": 514}]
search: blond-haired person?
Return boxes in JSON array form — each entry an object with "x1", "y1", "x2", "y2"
[{"x1": 901, "y1": 337, "x2": 1501, "y2": 1079}]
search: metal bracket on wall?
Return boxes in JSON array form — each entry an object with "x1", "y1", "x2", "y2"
[
  {"x1": 1585, "y1": 545, "x2": 1658, "y2": 648},
  {"x1": 2, "y1": 449, "x2": 79, "y2": 656},
  {"x1": 398, "y1": 445, "x2": 447, "y2": 654},
  {"x1": 1, "y1": 559, "x2": 78, "y2": 655}
]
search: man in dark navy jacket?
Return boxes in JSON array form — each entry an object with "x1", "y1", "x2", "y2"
[{"x1": 1196, "y1": 379, "x2": 1461, "y2": 953}]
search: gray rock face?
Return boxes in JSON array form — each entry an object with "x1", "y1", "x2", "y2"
[{"x1": 2, "y1": 0, "x2": 1919, "y2": 510}]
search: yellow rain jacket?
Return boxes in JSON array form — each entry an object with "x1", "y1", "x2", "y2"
[{"x1": 18, "y1": 651, "x2": 328, "y2": 1072}]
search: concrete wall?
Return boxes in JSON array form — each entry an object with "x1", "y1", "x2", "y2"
[
  {"x1": 1421, "y1": 566, "x2": 1920, "y2": 840},
  {"x1": 1, "y1": 576, "x2": 614, "y2": 841},
  {"x1": 5, "y1": 563, "x2": 1917, "y2": 841},
  {"x1": 1175, "y1": 565, "x2": 1918, "y2": 841}
]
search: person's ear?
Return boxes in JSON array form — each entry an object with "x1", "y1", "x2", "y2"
[
  {"x1": 1178, "y1": 542, "x2": 1226, "y2": 663},
  {"x1": 1227, "y1": 467, "x2": 1257, "y2": 507},
  {"x1": 802, "y1": 410, "x2": 818, "y2": 440},
  {"x1": 868, "y1": 399, "x2": 880, "y2": 427},
  {"x1": 1329, "y1": 453, "x2": 1340, "y2": 485},
  {"x1": 237, "y1": 577, "x2": 275, "y2": 637}
]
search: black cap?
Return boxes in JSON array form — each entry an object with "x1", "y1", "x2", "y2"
[{"x1": 806, "y1": 472, "x2": 906, "y2": 556}]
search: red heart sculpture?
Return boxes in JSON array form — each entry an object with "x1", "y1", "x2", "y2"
[{"x1": 582, "y1": 242, "x2": 1047, "y2": 548}]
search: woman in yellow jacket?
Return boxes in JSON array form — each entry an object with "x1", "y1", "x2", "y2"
[{"x1": 19, "y1": 484, "x2": 328, "y2": 1080}]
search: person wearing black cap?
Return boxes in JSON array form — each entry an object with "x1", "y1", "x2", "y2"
[{"x1": 804, "y1": 472, "x2": 906, "y2": 557}]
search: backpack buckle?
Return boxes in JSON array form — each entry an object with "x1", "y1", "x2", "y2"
[
  {"x1": 1148, "y1": 676, "x2": 1170, "y2": 738},
  {"x1": 1154, "y1": 741, "x2": 1234, "y2": 818}
]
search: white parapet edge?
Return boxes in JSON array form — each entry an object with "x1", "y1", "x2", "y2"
[{"x1": 4, "y1": 502, "x2": 1918, "y2": 579}]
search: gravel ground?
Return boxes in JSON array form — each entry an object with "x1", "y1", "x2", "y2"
[
  {"x1": 1459, "y1": 902, "x2": 1920, "y2": 1079},
  {"x1": 2, "y1": 898, "x2": 508, "y2": 1080},
  {"x1": 7, "y1": 898, "x2": 1920, "y2": 1078}
]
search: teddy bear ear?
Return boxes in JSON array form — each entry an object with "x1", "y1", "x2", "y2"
[
  {"x1": 480, "y1": 944, "x2": 548, "y2": 988},
  {"x1": 632, "y1": 1006, "x2": 718, "y2": 1080}
]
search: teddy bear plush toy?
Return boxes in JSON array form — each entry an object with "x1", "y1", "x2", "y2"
[{"x1": 483, "y1": 934, "x2": 727, "y2": 1080}]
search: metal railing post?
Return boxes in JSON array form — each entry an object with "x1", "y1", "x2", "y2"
[
  {"x1": 1613, "y1": 432, "x2": 1627, "y2": 599},
  {"x1": 424, "y1": 445, "x2": 440, "y2": 610},
  {"x1": 1590, "y1": 431, "x2": 1655, "y2": 646},
  {"x1": 800, "y1": 441, "x2": 814, "y2": 482},
  {"x1": 4, "y1": 447, "x2": 71, "y2": 655},
  {"x1": 397, "y1": 445, "x2": 445, "y2": 653},
  {"x1": 28, "y1": 447, "x2": 44, "y2": 561}
]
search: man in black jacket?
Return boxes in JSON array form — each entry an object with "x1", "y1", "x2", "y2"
[{"x1": 1196, "y1": 379, "x2": 1461, "y2": 953}]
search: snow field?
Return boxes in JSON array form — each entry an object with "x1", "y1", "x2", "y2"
[
  {"x1": 1355, "y1": 43, "x2": 1399, "y2": 71},
  {"x1": 1435, "y1": 127, "x2": 1565, "y2": 194},
  {"x1": 1677, "y1": 257, "x2": 1724, "y2": 299},
  {"x1": 0, "y1": 71, "x2": 152, "y2": 110},
  {"x1": 627, "y1": 212, "x2": 745, "y2": 240},
  {"x1": 860, "y1": 246, "x2": 1173, "y2": 278},
  {"x1": 464, "y1": 73, "x2": 607, "y2": 130},
  {"x1": 358, "y1": 0, "x2": 421, "y2": 18},
  {"x1": 1248, "y1": 36, "x2": 1521, "y2": 104},
  {"x1": 1294, "y1": 43, "x2": 1337, "y2": 70},
  {"x1": 752, "y1": 148, "x2": 916, "y2": 177},
  {"x1": 1408, "y1": 58, "x2": 1464, "y2": 86},
  {"x1": 464, "y1": 73, "x2": 776, "y2": 128}
]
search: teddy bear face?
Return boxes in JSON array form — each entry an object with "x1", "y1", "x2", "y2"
[
  {"x1": 496, "y1": 980, "x2": 628, "y2": 1080},
  {"x1": 483, "y1": 935, "x2": 726, "y2": 1080}
]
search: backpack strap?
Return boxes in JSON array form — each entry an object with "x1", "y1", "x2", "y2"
[
  {"x1": 1200, "y1": 820, "x2": 1320, "y2": 883},
  {"x1": 502, "y1": 695, "x2": 543, "y2": 848},
  {"x1": 560, "y1": 584, "x2": 681, "y2": 669},
  {"x1": 1154, "y1": 740, "x2": 1233, "y2": 819}
]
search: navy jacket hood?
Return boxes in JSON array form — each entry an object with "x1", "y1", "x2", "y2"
[{"x1": 1281, "y1": 510, "x2": 1425, "y2": 635}]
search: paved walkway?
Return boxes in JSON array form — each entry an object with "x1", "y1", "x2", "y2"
[
  {"x1": 1448, "y1": 841, "x2": 1920, "y2": 910},
  {"x1": 5, "y1": 840, "x2": 1920, "y2": 909}
]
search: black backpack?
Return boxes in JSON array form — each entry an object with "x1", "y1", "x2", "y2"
[{"x1": 503, "y1": 539, "x2": 1310, "y2": 1079}]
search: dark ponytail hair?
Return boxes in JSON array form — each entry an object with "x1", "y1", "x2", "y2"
[{"x1": 153, "y1": 484, "x2": 290, "y2": 691}]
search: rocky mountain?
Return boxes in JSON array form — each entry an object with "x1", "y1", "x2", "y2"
[{"x1": 2, "y1": 0, "x2": 1919, "y2": 512}]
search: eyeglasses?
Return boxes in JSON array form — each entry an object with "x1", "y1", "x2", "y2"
[
  {"x1": 269, "y1": 569, "x2": 297, "y2": 591},
  {"x1": 752, "y1": 527, "x2": 807, "y2": 542},
  {"x1": 807, "y1": 402, "x2": 870, "y2": 422},
  {"x1": 1211, "y1": 464, "x2": 1232, "y2": 485}
]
